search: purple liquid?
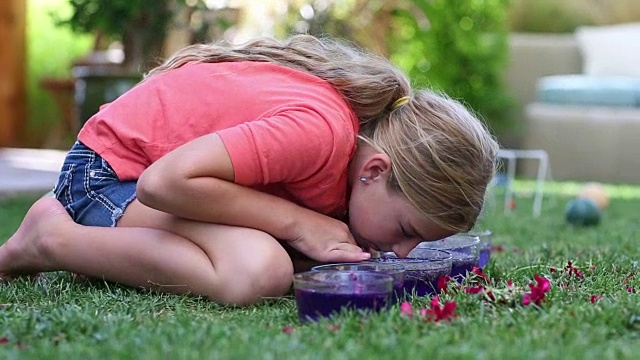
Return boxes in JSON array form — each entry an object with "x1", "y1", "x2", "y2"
[
  {"x1": 478, "y1": 245, "x2": 491, "y2": 269},
  {"x1": 295, "y1": 289, "x2": 390, "y2": 322},
  {"x1": 312, "y1": 263, "x2": 405, "y2": 304},
  {"x1": 403, "y1": 265, "x2": 451, "y2": 297},
  {"x1": 450, "y1": 252, "x2": 479, "y2": 281},
  {"x1": 392, "y1": 283, "x2": 405, "y2": 303},
  {"x1": 372, "y1": 258, "x2": 450, "y2": 298}
]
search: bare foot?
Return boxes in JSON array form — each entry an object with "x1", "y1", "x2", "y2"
[{"x1": 0, "y1": 197, "x2": 74, "y2": 280}]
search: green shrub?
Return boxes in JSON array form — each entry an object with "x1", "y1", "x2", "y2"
[{"x1": 390, "y1": 0, "x2": 513, "y2": 136}]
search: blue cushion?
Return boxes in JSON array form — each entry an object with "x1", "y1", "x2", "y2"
[{"x1": 536, "y1": 75, "x2": 640, "y2": 107}]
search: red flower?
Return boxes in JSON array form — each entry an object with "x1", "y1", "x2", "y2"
[
  {"x1": 623, "y1": 272, "x2": 636, "y2": 284},
  {"x1": 485, "y1": 289, "x2": 496, "y2": 302},
  {"x1": 522, "y1": 274, "x2": 551, "y2": 306},
  {"x1": 562, "y1": 261, "x2": 584, "y2": 279},
  {"x1": 400, "y1": 301, "x2": 414, "y2": 317},
  {"x1": 465, "y1": 286, "x2": 485, "y2": 294},
  {"x1": 590, "y1": 295, "x2": 602, "y2": 303},
  {"x1": 424, "y1": 296, "x2": 457, "y2": 322},
  {"x1": 0, "y1": 337, "x2": 8, "y2": 345},
  {"x1": 437, "y1": 275, "x2": 451, "y2": 293},
  {"x1": 491, "y1": 245, "x2": 505, "y2": 253},
  {"x1": 627, "y1": 287, "x2": 636, "y2": 293},
  {"x1": 282, "y1": 326, "x2": 294, "y2": 334},
  {"x1": 471, "y1": 267, "x2": 490, "y2": 283}
]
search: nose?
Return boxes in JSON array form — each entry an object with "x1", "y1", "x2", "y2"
[{"x1": 391, "y1": 240, "x2": 423, "y2": 258}]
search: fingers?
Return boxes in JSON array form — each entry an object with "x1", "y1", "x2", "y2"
[{"x1": 327, "y1": 244, "x2": 371, "y2": 263}]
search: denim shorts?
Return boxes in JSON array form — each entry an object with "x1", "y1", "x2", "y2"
[{"x1": 53, "y1": 141, "x2": 137, "y2": 227}]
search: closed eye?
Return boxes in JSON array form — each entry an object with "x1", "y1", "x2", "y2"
[{"x1": 400, "y1": 224, "x2": 411, "y2": 238}]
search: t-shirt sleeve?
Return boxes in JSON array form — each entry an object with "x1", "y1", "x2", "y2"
[{"x1": 217, "y1": 106, "x2": 354, "y2": 186}]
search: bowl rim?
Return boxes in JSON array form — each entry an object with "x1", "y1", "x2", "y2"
[
  {"x1": 310, "y1": 262, "x2": 406, "y2": 274},
  {"x1": 417, "y1": 234, "x2": 481, "y2": 250},
  {"x1": 293, "y1": 270, "x2": 394, "y2": 287}
]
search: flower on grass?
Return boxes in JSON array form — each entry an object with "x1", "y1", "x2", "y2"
[
  {"x1": 423, "y1": 296, "x2": 457, "y2": 322},
  {"x1": 458, "y1": 266, "x2": 497, "y2": 302},
  {"x1": 282, "y1": 325, "x2": 294, "y2": 334},
  {"x1": 437, "y1": 275, "x2": 452, "y2": 293},
  {"x1": 398, "y1": 297, "x2": 457, "y2": 322},
  {"x1": 0, "y1": 337, "x2": 8, "y2": 345},
  {"x1": 471, "y1": 267, "x2": 490, "y2": 283},
  {"x1": 465, "y1": 286, "x2": 484, "y2": 294},
  {"x1": 327, "y1": 324, "x2": 340, "y2": 332},
  {"x1": 522, "y1": 274, "x2": 551, "y2": 306},
  {"x1": 621, "y1": 272, "x2": 637, "y2": 293},
  {"x1": 590, "y1": 295, "x2": 603, "y2": 303},
  {"x1": 400, "y1": 301, "x2": 414, "y2": 317},
  {"x1": 562, "y1": 261, "x2": 584, "y2": 279}
]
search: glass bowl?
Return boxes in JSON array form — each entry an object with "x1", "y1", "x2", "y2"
[
  {"x1": 293, "y1": 270, "x2": 393, "y2": 322},
  {"x1": 464, "y1": 229, "x2": 492, "y2": 268},
  {"x1": 311, "y1": 262, "x2": 406, "y2": 303},
  {"x1": 371, "y1": 250, "x2": 452, "y2": 297},
  {"x1": 414, "y1": 234, "x2": 480, "y2": 280}
]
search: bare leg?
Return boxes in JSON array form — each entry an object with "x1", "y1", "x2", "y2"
[{"x1": 0, "y1": 198, "x2": 293, "y2": 305}]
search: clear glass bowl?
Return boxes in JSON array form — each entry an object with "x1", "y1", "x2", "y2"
[
  {"x1": 311, "y1": 262, "x2": 406, "y2": 302},
  {"x1": 371, "y1": 250, "x2": 452, "y2": 298},
  {"x1": 464, "y1": 229, "x2": 492, "y2": 268},
  {"x1": 414, "y1": 234, "x2": 480, "y2": 280},
  {"x1": 293, "y1": 270, "x2": 393, "y2": 322}
]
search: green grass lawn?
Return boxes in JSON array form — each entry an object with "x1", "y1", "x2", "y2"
[{"x1": 1, "y1": 182, "x2": 640, "y2": 359}]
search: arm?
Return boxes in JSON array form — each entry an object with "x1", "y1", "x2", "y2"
[{"x1": 137, "y1": 133, "x2": 369, "y2": 262}]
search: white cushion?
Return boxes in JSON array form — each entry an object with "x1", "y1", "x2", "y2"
[{"x1": 575, "y1": 23, "x2": 640, "y2": 77}]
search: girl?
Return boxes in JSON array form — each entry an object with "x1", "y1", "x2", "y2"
[{"x1": 0, "y1": 35, "x2": 498, "y2": 305}]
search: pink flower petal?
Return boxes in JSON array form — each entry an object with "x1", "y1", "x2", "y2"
[
  {"x1": 590, "y1": 295, "x2": 602, "y2": 303},
  {"x1": 465, "y1": 286, "x2": 484, "y2": 294},
  {"x1": 400, "y1": 301, "x2": 414, "y2": 317}
]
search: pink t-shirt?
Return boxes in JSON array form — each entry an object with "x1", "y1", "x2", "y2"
[{"x1": 78, "y1": 61, "x2": 359, "y2": 217}]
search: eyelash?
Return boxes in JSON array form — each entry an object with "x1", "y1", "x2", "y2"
[{"x1": 400, "y1": 225, "x2": 410, "y2": 238}]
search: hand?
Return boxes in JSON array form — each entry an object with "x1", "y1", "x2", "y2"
[{"x1": 286, "y1": 212, "x2": 371, "y2": 263}]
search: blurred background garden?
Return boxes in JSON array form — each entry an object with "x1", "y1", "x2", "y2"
[{"x1": 1, "y1": 0, "x2": 639, "y2": 185}]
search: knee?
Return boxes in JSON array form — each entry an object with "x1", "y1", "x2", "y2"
[{"x1": 211, "y1": 231, "x2": 293, "y2": 306}]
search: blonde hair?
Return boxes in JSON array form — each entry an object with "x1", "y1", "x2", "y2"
[
  {"x1": 148, "y1": 35, "x2": 498, "y2": 232},
  {"x1": 360, "y1": 90, "x2": 499, "y2": 232}
]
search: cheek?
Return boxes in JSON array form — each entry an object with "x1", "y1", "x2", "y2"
[{"x1": 349, "y1": 209, "x2": 375, "y2": 237}]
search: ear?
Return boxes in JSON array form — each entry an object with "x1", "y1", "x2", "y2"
[{"x1": 360, "y1": 153, "x2": 392, "y2": 181}]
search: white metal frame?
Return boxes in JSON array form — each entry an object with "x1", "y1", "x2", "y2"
[{"x1": 496, "y1": 149, "x2": 549, "y2": 217}]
